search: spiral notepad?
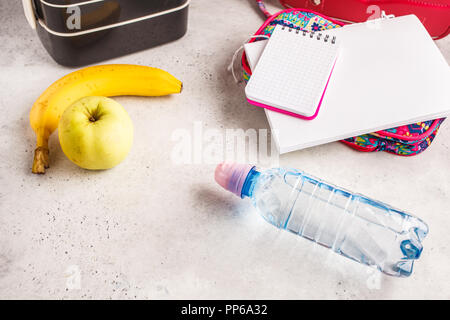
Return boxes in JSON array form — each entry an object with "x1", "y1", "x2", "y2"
[{"x1": 245, "y1": 24, "x2": 340, "y2": 120}]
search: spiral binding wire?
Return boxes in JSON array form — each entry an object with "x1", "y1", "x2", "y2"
[{"x1": 280, "y1": 26, "x2": 337, "y2": 44}]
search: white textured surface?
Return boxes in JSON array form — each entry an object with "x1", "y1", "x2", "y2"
[{"x1": 0, "y1": 0, "x2": 449, "y2": 299}]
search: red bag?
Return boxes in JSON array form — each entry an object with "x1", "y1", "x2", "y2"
[{"x1": 279, "y1": 0, "x2": 450, "y2": 39}]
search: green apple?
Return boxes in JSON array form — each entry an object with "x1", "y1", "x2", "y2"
[{"x1": 58, "y1": 96, "x2": 133, "y2": 170}]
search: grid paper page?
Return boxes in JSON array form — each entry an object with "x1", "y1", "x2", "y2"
[{"x1": 245, "y1": 25, "x2": 339, "y2": 117}]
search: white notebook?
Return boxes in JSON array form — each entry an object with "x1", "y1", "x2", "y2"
[
  {"x1": 245, "y1": 15, "x2": 450, "y2": 154},
  {"x1": 244, "y1": 39, "x2": 268, "y2": 71},
  {"x1": 245, "y1": 24, "x2": 340, "y2": 119}
]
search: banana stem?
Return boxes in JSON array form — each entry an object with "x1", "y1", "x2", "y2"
[{"x1": 32, "y1": 129, "x2": 50, "y2": 174}]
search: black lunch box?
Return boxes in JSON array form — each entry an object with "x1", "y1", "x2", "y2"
[{"x1": 23, "y1": 0, "x2": 189, "y2": 67}]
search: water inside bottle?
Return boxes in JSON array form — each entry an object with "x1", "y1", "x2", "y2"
[{"x1": 251, "y1": 168, "x2": 428, "y2": 277}]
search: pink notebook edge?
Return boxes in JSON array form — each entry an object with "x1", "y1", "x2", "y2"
[{"x1": 246, "y1": 54, "x2": 339, "y2": 121}]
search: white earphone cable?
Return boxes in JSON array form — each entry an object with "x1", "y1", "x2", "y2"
[{"x1": 227, "y1": 35, "x2": 270, "y2": 84}]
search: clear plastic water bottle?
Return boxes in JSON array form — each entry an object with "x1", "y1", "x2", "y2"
[{"x1": 215, "y1": 162, "x2": 428, "y2": 277}]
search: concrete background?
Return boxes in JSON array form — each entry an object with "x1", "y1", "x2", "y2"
[{"x1": 0, "y1": 0, "x2": 449, "y2": 299}]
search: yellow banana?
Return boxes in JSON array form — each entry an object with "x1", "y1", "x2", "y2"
[{"x1": 30, "y1": 64, "x2": 182, "y2": 174}]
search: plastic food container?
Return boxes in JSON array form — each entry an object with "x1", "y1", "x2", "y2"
[{"x1": 22, "y1": 0, "x2": 190, "y2": 66}]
